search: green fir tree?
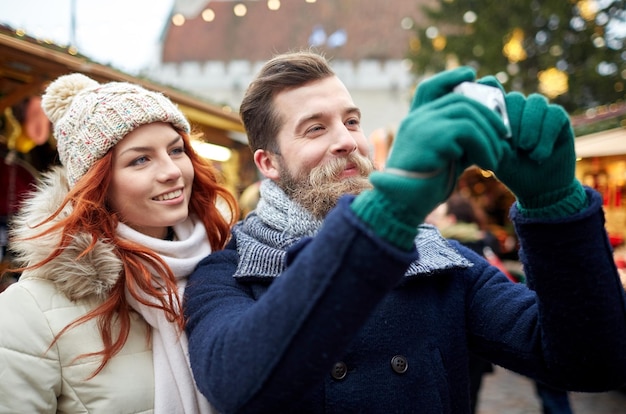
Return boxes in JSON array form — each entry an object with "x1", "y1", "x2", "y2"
[{"x1": 408, "y1": 0, "x2": 626, "y2": 114}]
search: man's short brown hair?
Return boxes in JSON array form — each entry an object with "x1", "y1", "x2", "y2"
[{"x1": 240, "y1": 50, "x2": 335, "y2": 153}]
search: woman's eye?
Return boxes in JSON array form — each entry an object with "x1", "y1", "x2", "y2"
[
  {"x1": 170, "y1": 146, "x2": 185, "y2": 156},
  {"x1": 131, "y1": 156, "x2": 148, "y2": 166}
]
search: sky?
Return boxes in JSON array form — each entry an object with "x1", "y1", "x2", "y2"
[{"x1": 1, "y1": 0, "x2": 176, "y2": 74}]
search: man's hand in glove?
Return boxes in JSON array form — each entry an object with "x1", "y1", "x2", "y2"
[
  {"x1": 351, "y1": 67, "x2": 510, "y2": 250},
  {"x1": 477, "y1": 76, "x2": 587, "y2": 218}
]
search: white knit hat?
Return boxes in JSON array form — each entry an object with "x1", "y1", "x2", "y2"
[{"x1": 41, "y1": 73, "x2": 190, "y2": 187}]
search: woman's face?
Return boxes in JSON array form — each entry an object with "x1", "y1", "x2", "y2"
[{"x1": 108, "y1": 122, "x2": 194, "y2": 239}]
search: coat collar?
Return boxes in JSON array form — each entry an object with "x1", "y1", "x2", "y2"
[
  {"x1": 233, "y1": 215, "x2": 472, "y2": 281},
  {"x1": 10, "y1": 166, "x2": 122, "y2": 301},
  {"x1": 405, "y1": 224, "x2": 472, "y2": 278}
]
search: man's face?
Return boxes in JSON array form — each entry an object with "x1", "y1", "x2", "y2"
[{"x1": 254, "y1": 75, "x2": 374, "y2": 218}]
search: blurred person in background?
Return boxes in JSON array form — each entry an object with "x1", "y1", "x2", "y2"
[
  {"x1": 0, "y1": 95, "x2": 59, "y2": 289},
  {"x1": 426, "y1": 192, "x2": 499, "y2": 413},
  {"x1": 426, "y1": 193, "x2": 573, "y2": 414}
]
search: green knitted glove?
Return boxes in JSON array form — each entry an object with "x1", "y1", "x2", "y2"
[
  {"x1": 351, "y1": 68, "x2": 509, "y2": 250},
  {"x1": 410, "y1": 66, "x2": 477, "y2": 110},
  {"x1": 477, "y1": 77, "x2": 587, "y2": 218}
]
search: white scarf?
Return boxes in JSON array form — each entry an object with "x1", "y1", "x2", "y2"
[{"x1": 118, "y1": 217, "x2": 217, "y2": 414}]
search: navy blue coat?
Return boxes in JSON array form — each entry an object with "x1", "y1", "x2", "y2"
[{"x1": 184, "y1": 189, "x2": 626, "y2": 413}]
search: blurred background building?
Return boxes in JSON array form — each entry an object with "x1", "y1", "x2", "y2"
[
  {"x1": 1, "y1": 0, "x2": 626, "y2": 248},
  {"x1": 149, "y1": 0, "x2": 429, "y2": 141}
]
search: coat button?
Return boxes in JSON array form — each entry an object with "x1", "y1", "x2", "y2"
[
  {"x1": 390, "y1": 355, "x2": 408, "y2": 374},
  {"x1": 331, "y1": 361, "x2": 348, "y2": 380}
]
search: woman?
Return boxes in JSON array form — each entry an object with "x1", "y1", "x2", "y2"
[{"x1": 0, "y1": 73, "x2": 238, "y2": 413}]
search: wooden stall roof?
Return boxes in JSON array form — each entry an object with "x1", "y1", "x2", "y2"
[{"x1": 0, "y1": 25, "x2": 244, "y2": 143}]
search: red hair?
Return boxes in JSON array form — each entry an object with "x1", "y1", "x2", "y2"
[{"x1": 18, "y1": 130, "x2": 238, "y2": 377}]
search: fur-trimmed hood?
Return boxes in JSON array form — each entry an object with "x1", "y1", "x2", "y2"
[{"x1": 9, "y1": 166, "x2": 122, "y2": 301}]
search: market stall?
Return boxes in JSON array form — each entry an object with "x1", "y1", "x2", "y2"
[{"x1": 0, "y1": 24, "x2": 256, "y2": 276}]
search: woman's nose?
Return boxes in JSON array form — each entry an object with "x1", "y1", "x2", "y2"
[{"x1": 158, "y1": 157, "x2": 183, "y2": 181}]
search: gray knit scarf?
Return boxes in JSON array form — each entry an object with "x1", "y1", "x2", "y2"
[
  {"x1": 233, "y1": 179, "x2": 323, "y2": 278},
  {"x1": 233, "y1": 179, "x2": 472, "y2": 279}
]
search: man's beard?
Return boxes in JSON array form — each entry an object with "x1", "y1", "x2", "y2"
[{"x1": 276, "y1": 153, "x2": 375, "y2": 220}]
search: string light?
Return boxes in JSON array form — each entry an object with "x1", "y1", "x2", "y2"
[
  {"x1": 202, "y1": 9, "x2": 216, "y2": 22},
  {"x1": 172, "y1": 13, "x2": 185, "y2": 26},
  {"x1": 233, "y1": 4, "x2": 247, "y2": 17},
  {"x1": 267, "y1": 0, "x2": 281, "y2": 11},
  {"x1": 173, "y1": 0, "x2": 317, "y2": 25},
  {"x1": 502, "y1": 28, "x2": 527, "y2": 63},
  {"x1": 538, "y1": 67, "x2": 569, "y2": 98},
  {"x1": 577, "y1": 0, "x2": 599, "y2": 21}
]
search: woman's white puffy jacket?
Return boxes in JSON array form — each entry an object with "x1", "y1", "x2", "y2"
[{"x1": 0, "y1": 167, "x2": 154, "y2": 413}]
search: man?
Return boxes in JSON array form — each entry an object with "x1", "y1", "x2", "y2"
[{"x1": 184, "y1": 51, "x2": 626, "y2": 413}]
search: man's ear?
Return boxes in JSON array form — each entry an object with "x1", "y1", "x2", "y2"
[{"x1": 254, "y1": 149, "x2": 280, "y2": 180}]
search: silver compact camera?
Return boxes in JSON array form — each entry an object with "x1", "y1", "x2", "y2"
[{"x1": 453, "y1": 82, "x2": 511, "y2": 138}]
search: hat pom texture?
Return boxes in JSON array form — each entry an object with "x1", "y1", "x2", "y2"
[
  {"x1": 41, "y1": 73, "x2": 190, "y2": 187},
  {"x1": 41, "y1": 73, "x2": 98, "y2": 124}
]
